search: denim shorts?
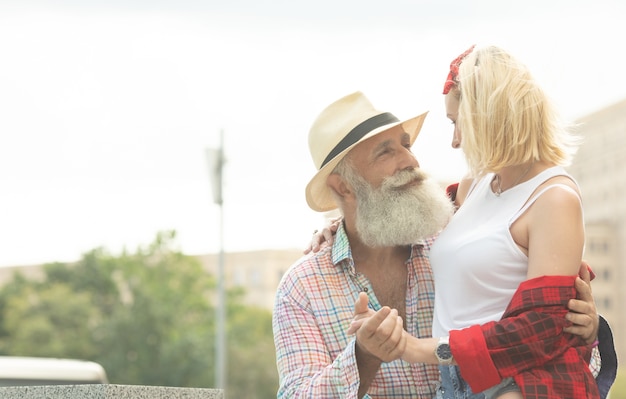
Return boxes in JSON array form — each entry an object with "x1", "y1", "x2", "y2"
[{"x1": 436, "y1": 365, "x2": 520, "y2": 399}]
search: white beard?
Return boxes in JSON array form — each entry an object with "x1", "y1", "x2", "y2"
[{"x1": 352, "y1": 169, "x2": 454, "y2": 247}]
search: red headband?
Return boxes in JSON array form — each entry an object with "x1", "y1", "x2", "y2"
[{"x1": 442, "y1": 45, "x2": 476, "y2": 94}]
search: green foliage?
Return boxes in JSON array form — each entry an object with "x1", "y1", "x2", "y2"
[
  {"x1": 227, "y1": 302, "x2": 278, "y2": 399},
  {"x1": 2, "y1": 283, "x2": 97, "y2": 358},
  {"x1": 0, "y1": 230, "x2": 278, "y2": 398}
]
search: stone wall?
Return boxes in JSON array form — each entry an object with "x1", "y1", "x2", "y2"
[{"x1": 0, "y1": 384, "x2": 223, "y2": 399}]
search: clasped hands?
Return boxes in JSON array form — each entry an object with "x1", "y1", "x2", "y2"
[
  {"x1": 346, "y1": 262, "x2": 600, "y2": 365},
  {"x1": 347, "y1": 291, "x2": 409, "y2": 363}
]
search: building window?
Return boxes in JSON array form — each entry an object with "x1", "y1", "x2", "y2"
[
  {"x1": 249, "y1": 269, "x2": 262, "y2": 287},
  {"x1": 588, "y1": 239, "x2": 611, "y2": 254},
  {"x1": 233, "y1": 269, "x2": 246, "y2": 286}
]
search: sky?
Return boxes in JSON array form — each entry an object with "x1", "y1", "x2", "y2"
[{"x1": 1, "y1": 0, "x2": 626, "y2": 267}]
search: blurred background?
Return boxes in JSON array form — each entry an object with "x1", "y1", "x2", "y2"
[
  {"x1": 0, "y1": 0, "x2": 624, "y2": 397},
  {"x1": 3, "y1": 0, "x2": 626, "y2": 265}
]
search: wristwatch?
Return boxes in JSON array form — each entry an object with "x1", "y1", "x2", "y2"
[{"x1": 435, "y1": 336, "x2": 454, "y2": 365}]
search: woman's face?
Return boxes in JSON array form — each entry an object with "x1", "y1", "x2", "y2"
[{"x1": 444, "y1": 90, "x2": 462, "y2": 149}]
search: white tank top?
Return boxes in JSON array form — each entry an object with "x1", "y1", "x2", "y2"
[{"x1": 430, "y1": 166, "x2": 581, "y2": 337}]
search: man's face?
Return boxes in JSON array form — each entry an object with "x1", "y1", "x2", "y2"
[
  {"x1": 341, "y1": 129, "x2": 454, "y2": 247},
  {"x1": 347, "y1": 126, "x2": 420, "y2": 190}
]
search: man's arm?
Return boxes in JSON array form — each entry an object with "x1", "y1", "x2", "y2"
[
  {"x1": 351, "y1": 292, "x2": 387, "y2": 397},
  {"x1": 353, "y1": 306, "x2": 408, "y2": 396},
  {"x1": 273, "y1": 292, "x2": 360, "y2": 398},
  {"x1": 273, "y1": 287, "x2": 377, "y2": 398}
]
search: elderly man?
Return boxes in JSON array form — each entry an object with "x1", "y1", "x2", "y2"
[{"x1": 272, "y1": 92, "x2": 601, "y2": 399}]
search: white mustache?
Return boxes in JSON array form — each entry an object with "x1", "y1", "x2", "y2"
[{"x1": 384, "y1": 169, "x2": 426, "y2": 189}]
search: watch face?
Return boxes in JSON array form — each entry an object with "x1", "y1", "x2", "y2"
[{"x1": 436, "y1": 343, "x2": 452, "y2": 361}]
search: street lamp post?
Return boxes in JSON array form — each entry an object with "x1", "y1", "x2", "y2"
[{"x1": 206, "y1": 130, "x2": 226, "y2": 392}]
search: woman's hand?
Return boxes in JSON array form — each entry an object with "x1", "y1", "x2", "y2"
[{"x1": 303, "y1": 216, "x2": 342, "y2": 254}]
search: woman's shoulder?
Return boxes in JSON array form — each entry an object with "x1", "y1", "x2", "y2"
[
  {"x1": 533, "y1": 167, "x2": 582, "y2": 201},
  {"x1": 525, "y1": 180, "x2": 581, "y2": 220}
]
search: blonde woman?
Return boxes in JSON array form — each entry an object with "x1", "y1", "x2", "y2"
[{"x1": 349, "y1": 45, "x2": 599, "y2": 399}]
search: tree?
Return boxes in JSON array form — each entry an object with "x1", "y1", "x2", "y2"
[
  {"x1": 94, "y1": 231, "x2": 216, "y2": 387},
  {"x1": 0, "y1": 231, "x2": 279, "y2": 397},
  {"x1": 226, "y1": 288, "x2": 278, "y2": 398},
  {"x1": 1, "y1": 283, "x2": 98, "y2": 359}
]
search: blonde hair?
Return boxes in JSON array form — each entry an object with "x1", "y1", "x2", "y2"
[{"x1": 456, "y1": 45, "x2": 580, "y2": 176}]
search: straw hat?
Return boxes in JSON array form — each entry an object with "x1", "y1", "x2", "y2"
[{"x1": 305, "y1": 91, "x2": 428, "y2": 212}]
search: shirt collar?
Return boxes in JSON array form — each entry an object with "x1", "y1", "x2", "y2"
[
  {"x1": 330, "y1": 223, "x2": 354, "y2": 273},
  {"x1": 330, "y1": 222, "x2": 426, "y2": 273}
]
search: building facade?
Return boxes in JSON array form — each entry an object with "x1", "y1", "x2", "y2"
[
  {"x1": 197, "y1": 249, "x2": 305, "y2": 311},
  {"x1": 567, "y1": 98, "x2": 626, "y2": 367}
]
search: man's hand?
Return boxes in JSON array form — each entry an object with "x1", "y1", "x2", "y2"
[
  {"x1": 350, "y1": 293, "x2": 406, "y2": 362},
  {"x1": 349, "y1": 292, "x2": 392, "y2": 398},
  {"x1": 564, "y1": 261, "x2": 599, "y2": 344},
  {"x1": 347, "y1": 292, "x2": 375, "y2": 335}
]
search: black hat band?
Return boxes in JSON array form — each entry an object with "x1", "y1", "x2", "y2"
[{"x1": 320, "y1": 112, "x2": 399, "y2": 169}]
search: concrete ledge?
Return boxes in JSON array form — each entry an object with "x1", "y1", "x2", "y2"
[{"x1": 0, "y1": 384, "x2": 224, "y2": 398}]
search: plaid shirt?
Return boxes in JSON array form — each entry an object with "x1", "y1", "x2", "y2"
[
  {"x1": 451, "y1": 275, "x2": 600, "y2": 399},
  {"x1": 273, "y1": 224, "x2": 439, "y2": 398}
]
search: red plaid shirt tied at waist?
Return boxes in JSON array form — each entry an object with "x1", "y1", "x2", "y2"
[{"x1": 450, "y1": 275, "x2": 599, "y2": 399}]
